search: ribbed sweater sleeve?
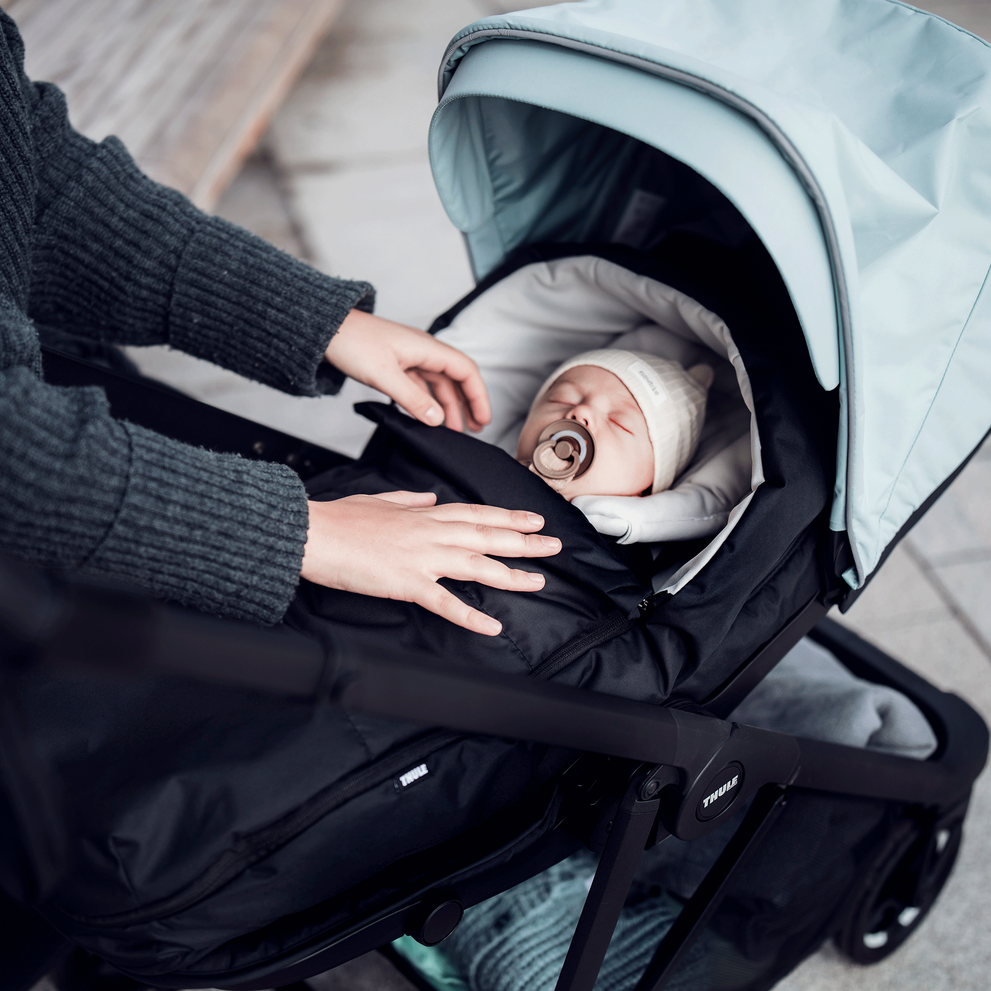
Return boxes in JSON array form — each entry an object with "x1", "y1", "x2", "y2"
[
  {"x1": 0, "y1": 320, "x2": 308, "y2": 624},
  {"x1": 1, "y1": 13, "x2": 358, "y2": 624},
  {"x1": 27, "y1": 80, "x2": 372, "y2": 396}
]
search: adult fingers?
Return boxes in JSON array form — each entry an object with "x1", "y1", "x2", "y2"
[
  {"x1": 376, "y1": 365, "x2": 446, "y2": 427},
  {"x1": 417, "y1": 371, "x2": 464, "y2": 432},
  {"x1": 426, "y1": 502, "x2": 549, "y2": 534},
  {"x1": 416, "y1": 582, "x2": 503, "y2": 636},
  {"x1": 458, "y1": 381, "x2": 486, "y2": 433},
  {"x1": 443, "y1": 552, "x2": 547, "y2": 593},
  {"x1": 442, "y1": 349, "x2": 490, "y2": 427},
  {"x1": 456, "y1": 364, "x2": 491, "y2": 430},
  {"x1": 433, "y1": 373, "x2": 485, "y2": 433},
  {"x1": 374, "y1": 490, "x2": 439, "y2": 507},
  {"x1": 417, "y1": 371, "x2": 485, "y2": 434},
  {"x1": 443, "y1": 524, "x2": 562, "y2": 560},
  {"x1": 401, "y1": 338, "x2": 488, "y2": 428},
  {"x1": 417, "y1": 340, "x2": 492, "y2": 428}
]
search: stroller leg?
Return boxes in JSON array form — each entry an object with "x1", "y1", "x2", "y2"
[
  {"x1": 634, "y1": 786, "x2": 788, "y2": 991},
  {"x1": 554, "y1": 770, "x2": 663, "y2": 991}
]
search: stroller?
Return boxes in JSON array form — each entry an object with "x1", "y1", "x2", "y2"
[{"x1": 4, "y1": 1, "x2": 991, "y2": 989}]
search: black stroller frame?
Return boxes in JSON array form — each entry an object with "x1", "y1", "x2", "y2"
[{"x1": 8, "y1": 346, "x2": 985, "y2": 991}]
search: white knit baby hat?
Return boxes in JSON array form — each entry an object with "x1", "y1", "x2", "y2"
[{"x1": 532, "y1": 349, "x2": 714, "y2": 493}]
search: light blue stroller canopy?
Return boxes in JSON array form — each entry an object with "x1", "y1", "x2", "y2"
[{"x1": 428, "y1": 0, "x2": 991, "y2": 590}]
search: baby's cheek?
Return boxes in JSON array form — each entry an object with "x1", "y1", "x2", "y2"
[
  {"x1": 633, "y1": 457, "x2": 654, "y2": 494},
  {"x1": 564, "y1": 461, "x2": 649, "y2": 500},
  {"x1": 558, "y1": 472, "x2": 607, "y2": 501}
]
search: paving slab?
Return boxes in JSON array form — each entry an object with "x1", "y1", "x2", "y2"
[
  {"x1": 914, "y1": 458, "x2": 991, "y2": 559},
  {"x1": 921, "y1": 0, "x2": 991, "y2": 39},
  {"x1": 268, "y1": 59, "x2": 440, "y2": 168},
  {"x1": 267, "y1": 0, "x2": 481, "y2": 169},
  {"x1": 933, "y1": 457, "x2": 991, "y2": 552},
  {"x1": 907, "y1": 484, "x2": 991, "y2": 565},
  {"x1": 927, "y1": 559, "x2": 991, "y2": 656},
  {"x1": 833, "y1": 542, "x2": 952, "y2": 632}
]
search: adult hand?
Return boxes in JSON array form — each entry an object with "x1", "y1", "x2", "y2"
[
  {"x1": 325, "y1": 309, "x2": 490, "y2": 432},
  {"x1": 300, "y1": 492, "x2": 562, "y2": 635}
]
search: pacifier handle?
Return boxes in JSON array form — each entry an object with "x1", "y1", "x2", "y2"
[{"x1": 530, "y1": 421, "x2": 595, "y2": 482}]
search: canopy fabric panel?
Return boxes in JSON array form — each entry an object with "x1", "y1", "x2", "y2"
[
  {"x1": 430, "y1": 0, "x2": 991, "y2": 588},
  {"x1": 430, "y1": 44, "x2": 839, "y2": 392}
]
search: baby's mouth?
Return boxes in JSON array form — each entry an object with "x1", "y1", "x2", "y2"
[
  {"x1": 526, "y1": 453, "x2": 571, "y2": 492},
  {"x1": 527, "y1": 421, "x2": 595, "y2": 485}
]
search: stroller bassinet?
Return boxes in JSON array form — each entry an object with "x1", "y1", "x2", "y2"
[{"x1": 4, "y1": 1, "x2": 991, "y2": 989}]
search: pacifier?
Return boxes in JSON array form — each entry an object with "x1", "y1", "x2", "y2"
[{"x1": 529, "y1": 420, "x2": 595, "y2": 482}]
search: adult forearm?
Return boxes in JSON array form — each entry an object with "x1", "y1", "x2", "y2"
[
  {"x1": 166, "y1": 213, "x2": 373, "y2": 396},
  {"x1": 28, "y1": 87, "x2": 199, "y2": 347},
  {"x1": 27, "y1": 81, "x2": 373, "y2": 396},
  {"x1": 0, "y1": 366, "x2": 309, "y2": 624}
]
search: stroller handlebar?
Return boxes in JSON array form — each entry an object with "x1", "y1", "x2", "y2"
[
  {"x1": 3, "y1": 554, "x2": 977, "y2": 825},
  {"x1": 0, "y1": 553, "x2": 719, "y2": 770}
]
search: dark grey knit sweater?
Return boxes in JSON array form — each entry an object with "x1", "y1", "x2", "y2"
[{"x1": 0, "y1": 10, "x2": 373, "y2": 624}]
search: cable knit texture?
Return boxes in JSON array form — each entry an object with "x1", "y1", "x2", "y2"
[{"x1": 0, "y1": 10, "x2": 372, "y2": 623}]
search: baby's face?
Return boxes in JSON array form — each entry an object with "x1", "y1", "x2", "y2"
[{"x1": 517, "y1": 365, "x2": 653, "y2": 500}]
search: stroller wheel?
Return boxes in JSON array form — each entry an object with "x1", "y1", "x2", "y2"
[{"x1": 835, "y1": 814, "x2": 963, "y2": 964}]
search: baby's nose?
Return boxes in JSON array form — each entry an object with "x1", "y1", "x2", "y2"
[{"x1": 566, "y1": 405, "x2": 593, "y2": 427}]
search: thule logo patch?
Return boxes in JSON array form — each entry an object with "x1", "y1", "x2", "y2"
[
  {"x1": 398, "y1": 763, "x2": 429, "y2": 789},
  {"x1": 702, "y1": 775, "x2": 739, "y2": 809},
  {"x1": 696, "y1": 762, "x2": 745, "y2": 821}
]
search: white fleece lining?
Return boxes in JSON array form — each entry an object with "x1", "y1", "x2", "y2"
[{"x1": 434, "y1": 256, "x2": 762, "y2": 596}]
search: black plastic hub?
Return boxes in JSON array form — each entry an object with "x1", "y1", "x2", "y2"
[{"x1": 406, "y1": 895, "x2": 464, "y2": 946}]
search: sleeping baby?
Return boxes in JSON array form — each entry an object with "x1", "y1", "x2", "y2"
[
  {"x1": 517, "y1": 348, "x2": 715, "y2": 501},
  {"x1": 287, "y1": 347, "x2": 716, "y2": 702}
]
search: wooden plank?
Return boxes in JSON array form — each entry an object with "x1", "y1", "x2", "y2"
[
  {"x1": 10, "y1": 0, "x2": 198, "y2": 135},
  {"x1": 82, "y1": 2, "x2": 269, "y2": 157},
  {"x1": 136, "y1": 0, "x2": 338, "y2": 205},
  {"x1": 7, "y1": 0, "x2": 344, "y2": 208}
]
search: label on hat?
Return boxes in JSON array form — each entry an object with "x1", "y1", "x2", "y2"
[{"x1": 628, "y1": 360, "x2": 669, "y2": 407}]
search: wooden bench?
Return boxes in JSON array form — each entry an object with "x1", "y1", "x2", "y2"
[{"x1": 7, "y1": 0, "x2": 344, "y2": 209}]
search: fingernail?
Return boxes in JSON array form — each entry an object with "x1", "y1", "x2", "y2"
[
  {"x1": 425, "y1": 406, "x2": 443, "y2": 425},
  {"x1": 526, "y1": 513, "x2": 543, "y2": 526},
  {"x1": 528, "y1": 572, "x2": 544, "y2": 585},
  {"x1": 482, "y1": 618, "x2": 502, "y2": 635},
  {"x1": 541, "y1": 536, "x2": 561, "y2": 548}
]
